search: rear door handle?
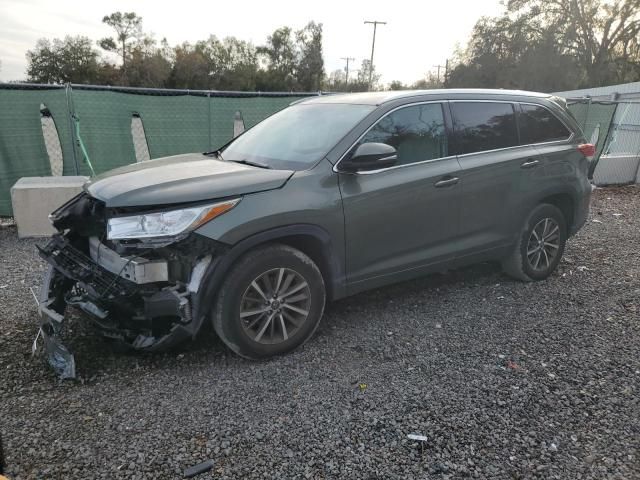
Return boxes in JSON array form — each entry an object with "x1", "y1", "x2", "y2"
[
  {"x1": 521, "y1": 159, "x2": 540, "y2": 169},
  {"x1": 434, "y1": 176, "x2": 459, "y2": 188}
]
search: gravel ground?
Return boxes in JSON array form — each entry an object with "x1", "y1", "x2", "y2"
[{"x1": 1, "y1": 186, "x2": 639, "y2": 480}]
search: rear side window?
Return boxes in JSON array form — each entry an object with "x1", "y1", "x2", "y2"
[
  {"x1": 451, "y1": 102, "x2": 518, "y2": 154},
  {"x1": 519, "y1": 104, "x2": 571, "y2": 144},
  {"x1": 357, "y1": 103, "x2": 448, "y2": 166}
]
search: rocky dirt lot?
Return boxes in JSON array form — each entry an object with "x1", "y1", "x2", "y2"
[{"x1": 1, "y1": 186, "x2": 639, "y2": 480}]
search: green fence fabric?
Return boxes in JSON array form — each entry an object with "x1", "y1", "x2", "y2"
[
  {"x1": 0, "y1": 86, "x2": 76, "y2": 216},
  {"x1": 209, "y1": 96, "x2": 295, "y2": 149},
  {"x1": 70, "y1": 90, "x2": 213, "y2": 174},
  {"x1": 0, "y1": 84, "x2": 315, "y2": 215},
  {"x1": 568, "y1": 102, "x2": 617, "y2": 160}
]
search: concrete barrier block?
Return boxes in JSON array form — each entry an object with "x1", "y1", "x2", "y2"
[{"x1": 11, "y1": 176, "x2": 89, "y2": 238}]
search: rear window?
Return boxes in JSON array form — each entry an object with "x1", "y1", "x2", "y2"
[
  {"x1": 451, "y1": 102, "x2": 518, "y2": 155},
  {"x1": 519, "y1": 104, "x2": 571, "y2": 144}
]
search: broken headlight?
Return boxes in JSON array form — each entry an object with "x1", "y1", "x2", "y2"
[{"x1": 107, "y1": 198, "x2": 240, "y2": 240}]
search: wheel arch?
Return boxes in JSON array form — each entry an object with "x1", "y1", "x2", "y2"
[
  {"x1": 192, "y1": 224, "x2": 345, "y2": 333},
  {"x1": 539, "y1": 192, "x2": 575, "y2": 230}
]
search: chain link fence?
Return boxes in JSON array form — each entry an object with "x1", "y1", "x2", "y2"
[
  {"x1": 567, "y1": 99, "x2": 640, "y2": 185},
  {"x1": 0, "y1": 83, "x2": 319, "y2": 216},
  {"x1": 558, "y1": 82, "x2": 640, "y2": 185}
]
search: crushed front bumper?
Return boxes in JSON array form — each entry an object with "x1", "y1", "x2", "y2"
[
  {"x1": 37, "y1": 234, "x2": 217, "y2": 379},
  {"x1": 37, "y1": 266, "x2": 76, "y2": 379}
]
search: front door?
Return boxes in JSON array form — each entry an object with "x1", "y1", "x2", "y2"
[{"x1": 338, "y1": 102, "x2": 462, "y2": 292}]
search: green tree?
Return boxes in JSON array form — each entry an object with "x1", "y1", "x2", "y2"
[
  {"x1": 295, "y1": 22, "x2": 324, "y2": 91},
  {"x1": 95, "y1": 60, "x2": 120, "y2": 85},
  {"x1": 125, "y1": 39, "x2": 172, "y2": 88},
  {"x1": 388, "y1": 80, "x2": 406, "y2": 90},
  {"x1": 257, "y1": 26, "x2": 298, "y2": 90},
  {"x1": 167, "y1": 42, "x2": 210, "y2": 89},
  {"x1": 257, "y1": 22, "x2": 325, "y2": 91},
  {"x1": 412, "y1": 72, "x2": 444, "y2": 89},
  {"x1": 326, "y1": 69, "x2": 346, "y2": 91},
  {"x1": 99, "y1": 11, "x2": 143, "y2": 73},
  {"x1": 199, "y1": 36, "x2": 258, "y2": 90},
  {"x1": 351, "y1": 59, "x2": 380, "y2": 91},
  {"x1": 449, "y1": 0, "x2": 640, "y2": 91},
  {"x1": 167, "y1": 37, "x2": 258, "y2": 90},
  {"x1": 26, "y1": 36, "x2": 99, "y2": 84},
  {"x1": 509, "y1": 0, "x2": 640, "y2": 85}
]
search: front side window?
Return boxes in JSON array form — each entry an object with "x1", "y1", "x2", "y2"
[
  {"x1": 222, "y1": 103, "x2": 375, "y2": 170},
  {"x1": 355, "y1": 103, "x2": 448, "y2": 166},
  {"x1": 451, "y1": 102, "x2": 518, "y2": 155},
  {"x1": 519, "y1": 104, "x2": 571, "y2": 144}
]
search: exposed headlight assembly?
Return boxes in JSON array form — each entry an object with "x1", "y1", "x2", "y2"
[{"x1": 107, "y1": 198, "x2": 240, "y2": 240}]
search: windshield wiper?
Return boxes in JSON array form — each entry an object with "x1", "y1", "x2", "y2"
[
  {"x1": 227, "y1": 159, "x2": 271, "y2": 169},
  {"x1": 204, "y1": 149, "x2": 224, "y2": 160}
]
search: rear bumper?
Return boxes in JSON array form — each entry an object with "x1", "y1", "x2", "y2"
[
  {"x1": 570, "y1": 184, "x2": 593, "y2": 236},
  {"x1": 37, "y1": 234, "x2": 217, "y2": 378}
]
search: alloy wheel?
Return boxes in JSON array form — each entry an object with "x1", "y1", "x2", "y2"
[
  {"x1": 526, "y1": 217, "x2": 561, "y2": 272},
  {"x1": 239, "y1": 268, "x2": 311, "y2": 344}
]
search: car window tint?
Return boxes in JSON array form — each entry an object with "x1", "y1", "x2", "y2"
[
  {"x1": 357, "y1": 103, "x2": 448, "y2": 166},
  {"x1": 520, "y1": 104, "x2": 571, "y2": 144},
  {"x1": 451, "y1": 102, "x2": 518, "y2": 154}
]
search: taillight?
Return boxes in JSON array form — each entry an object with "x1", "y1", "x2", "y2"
[{"x1": 578, "y1": 143, "x2": 595, "y2": 158}]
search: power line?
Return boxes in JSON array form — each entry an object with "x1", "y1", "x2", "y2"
[{"x1": 364, "y1": 20, "x2": 386, "y2": 91}]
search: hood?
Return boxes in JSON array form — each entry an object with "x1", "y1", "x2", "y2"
[{"x1": 85, "y1": 153, "x2": 294, "y2": 207}]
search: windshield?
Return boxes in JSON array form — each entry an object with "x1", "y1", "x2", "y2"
[{"x1": 221, "y1": 103, "x2": 375, "y2": 170}]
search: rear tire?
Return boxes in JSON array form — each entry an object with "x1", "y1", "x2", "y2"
[
  {"x1": 212, "y1": 244, "x2": 325, "y2": 359},
  {"x1": 502, "y1": 204, "x2": 567, "y2": 282}
]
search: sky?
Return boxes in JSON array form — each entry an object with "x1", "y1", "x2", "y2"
[{"x1": 0, "y1": 0, "x2": 505, "y2": 85}]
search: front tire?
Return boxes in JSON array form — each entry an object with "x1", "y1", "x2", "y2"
[
  {"x1": 502, "y1": 204, "x2": 567, "y2": 282},
  {"x1": 212, "y1": 244, "x2": 326, "y2": 359}
]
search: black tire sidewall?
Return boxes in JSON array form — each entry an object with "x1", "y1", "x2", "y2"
[
  {"x1": 518, "y1": 204, "x2": 567, "y2": 281},
  {"x1": 213, "y1": 245, "x2": 325, "y2": 359}
]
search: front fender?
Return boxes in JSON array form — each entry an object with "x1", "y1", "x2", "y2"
[{"x1": 191, "y1": 224, "x2": 345, "y2": 335}]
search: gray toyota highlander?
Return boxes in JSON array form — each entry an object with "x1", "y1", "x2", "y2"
[{"x1": 37, "y1": 89, "x2": 594, "y2": 377}]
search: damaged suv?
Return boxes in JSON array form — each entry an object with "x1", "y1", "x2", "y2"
[{"x1": 38, "y1": 89, "x2": 594, "y2": 377}]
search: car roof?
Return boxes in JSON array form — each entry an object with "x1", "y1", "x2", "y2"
[{"x1": 297, "y1": 89, "x2": 551, "y2": 106}]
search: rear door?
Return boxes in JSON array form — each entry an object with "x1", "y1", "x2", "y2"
[
  {"x1": 338, "y1": 102, "x2": 462, "y2": 291},
  {"x1": 451, "y1": 101, "x2": 542, "y2": 255},
  {"x1": 518, "y1": 102, "x2": 579, "y2": 177}
]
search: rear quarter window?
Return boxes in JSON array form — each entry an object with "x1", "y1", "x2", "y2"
[
  {"x1": 519, "y1": 104, "x2": 571, "y2": 144},
  {"x1": 451, "y1": 102, "x2": 519, "y2": 155}
]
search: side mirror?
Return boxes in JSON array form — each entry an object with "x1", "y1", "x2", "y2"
[{"x1": 339, "y1": 142, "x2": 397, "y2": 172}]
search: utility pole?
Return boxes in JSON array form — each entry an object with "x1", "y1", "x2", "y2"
[
  {"x1": 341, "y1": 57, "x2": 355, "y2": 86},
  {"x1": 444, "y1": 59, "x2": 449, "y2": 86},
  {"x1": 433, "y1": 60, "x2": 450, "y2": 85},
  {"x1": 364, "y1": 20, "x2": 386, "y2": 91}
]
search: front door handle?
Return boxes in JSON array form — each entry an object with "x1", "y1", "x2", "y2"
[
  {"x1": 521, "y1": 159, "x2": 540, "y2": 169},
  {"x1": 434, "y1": 176, "x2": 459, "y2": 188}
]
